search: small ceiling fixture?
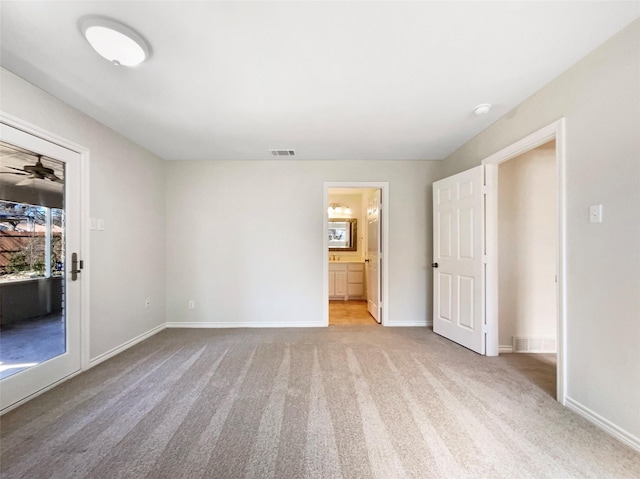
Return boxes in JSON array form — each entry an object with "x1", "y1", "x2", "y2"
[
  {"x1": 473, "y1": 103, "x2": 492, "y2": 116},
  {"x1": 81, "y1": 17, "x2": 150, "y2": 67}
]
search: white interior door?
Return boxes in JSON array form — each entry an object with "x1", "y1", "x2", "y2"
[
  {"x1": 366, "y1": 190, "x2": 381, "y2": 323},
  {"x1": 432, "y1": 166, "x2": 485, "y2": 354},
  {"x1": 0, "y1": 122, "x2": 83, "y2": 411}
]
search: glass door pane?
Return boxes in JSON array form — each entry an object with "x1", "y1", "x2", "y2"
[
  {"x1": 0, "y1": 122, "x2": 81, "y2": 412},
  {"x1": 0, "y1": 143, "x2": 67, "y2": 379}
]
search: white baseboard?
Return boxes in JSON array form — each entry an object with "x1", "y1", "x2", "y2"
[
  {"x1": 565, "y1": 396, "x2": 640, "y2": 452},
  {"x1": 89, "y1": 323, "x2": 166, "y2": 368},
  {"x1": 167, "y1": 321, "x2": 430, "y2": 328},
  {"x1": 512, "y1": 336, "x2": 557, "y2": 353},
  {"x1": 386, "y1": 321, "x2": 429, "y2": 327},
  {"x1": 499, "y1": 345, "x2": 513, "y2": 353},
  {"x1": 166, "y1": 321, "x2": 326, "y2": 328}
]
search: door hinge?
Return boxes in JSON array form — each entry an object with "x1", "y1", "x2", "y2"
[
  {"x1": 482, "y1": 255, "x2": 488, "y2": 264},
  {"x1": 482, "y1": 324, "x2": 489, "y2": 334},
  {"x1": 481, "y1": 185, "x2": 489, "y2": 195}
]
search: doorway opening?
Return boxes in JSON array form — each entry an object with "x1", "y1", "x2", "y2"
[
  {"x1": 483, "y1": 119, "x2": 566, "y2": 404},
  {"x1": 431, "y1": 120, "x2": 566, "y2": 403},
  {"x1": 0, "y1": 116, "x2": 88, "y2": 413},
  {"x1": 496, "y1": 140, "x2": 558, "y2": 398},
  {"x1": 324, "y1": 182, "x2": 389, "y2": 326}
]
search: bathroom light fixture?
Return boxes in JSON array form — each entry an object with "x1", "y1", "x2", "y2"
[
  {"x1": 473, "y1": 103, "x2": 492, "y2": 116},
  {"x1": 328, "y1": 203, "x2": 351, "y2": 217},
  {"x1": 81, "y1": 17, "x2": 150, "y2": 66}
]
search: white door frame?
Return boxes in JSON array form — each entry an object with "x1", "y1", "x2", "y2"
[
  {"x1": 483, "y1": 118, "x2": 566, "y2": 405},
  {"x1": 323, "y1": 182, "x2": 389, "y2": 326},
  {"x1": 1, "y1": 111, "x2": 91, "y2": 374}
]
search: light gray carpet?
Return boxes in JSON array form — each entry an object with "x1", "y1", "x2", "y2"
[{"x1": 1, "y1": 326, "x2": 639, "y2": 478}]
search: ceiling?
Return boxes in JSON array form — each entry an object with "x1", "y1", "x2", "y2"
[{"x1": 1, "y1": 1, "x2": 638, "y2": 161}]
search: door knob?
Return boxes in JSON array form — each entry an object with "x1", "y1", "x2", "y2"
[{"x1": 431, "y1": 262, "x2": 439, "y2": 268}]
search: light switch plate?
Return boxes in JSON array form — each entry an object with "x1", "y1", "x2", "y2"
[{"x1": 589, "y1": 204, "x2": 603, "y2": 223}]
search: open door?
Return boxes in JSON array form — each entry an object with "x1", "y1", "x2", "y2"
[
  {"x1": 432, "y1": 166, "x2": 485, "y2": 354},
  {"x1": 0, "y1": 122, "x2": 83, "y2": 411},
  {"x1": 366, "y1": 190, "x2": 381, "y2": 323}
]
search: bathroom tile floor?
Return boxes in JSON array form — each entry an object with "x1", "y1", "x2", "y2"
[{"x1": 329, "y1": 300, "x2": 378, "y2": 325}]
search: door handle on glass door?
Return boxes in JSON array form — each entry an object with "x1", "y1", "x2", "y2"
[{"x1": 71, "y1": 252, "x2": 82, "y2": 281}]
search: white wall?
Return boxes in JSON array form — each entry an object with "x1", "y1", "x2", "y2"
[
  {"x1": 0, "y1": 68, "x2": 167, "y2": 360},
  {"x1": 442, "y1": 20, "x2": 640, "y2": 442},
  {"x1": 498, "y1": 142, "x2": 557, "y2": 349},
  {"x1": 165, "y1": 160, "x2": 440, "y2": 326}
]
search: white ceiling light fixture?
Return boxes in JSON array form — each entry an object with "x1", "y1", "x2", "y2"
[
  {"x1": 473, "y1": 103, "x2": 492, "y2": 116},
  {"x1": 81, "y1": 17, "x2": 150, "y2": 67},
  {"x1": 328, "y1": 203, "x2": 352, "y2": 218}
]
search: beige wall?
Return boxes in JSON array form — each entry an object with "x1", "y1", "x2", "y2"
[
  {"x1": 0, "y1": 67, "x2": 167, "y2": 360},
  {"x1": 165, "y1": 160, "x2": 440, "y2": 326},
  {"x1": 442, "y1": 20, "x2": 640, "y2": 441},
  {"x1": 498, "y1": 142, "x2": 557, "y2": 349}
]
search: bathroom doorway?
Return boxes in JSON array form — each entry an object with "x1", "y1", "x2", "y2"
[{"x1": 324, "y1": 182, "x2": 389, "y2": 326}]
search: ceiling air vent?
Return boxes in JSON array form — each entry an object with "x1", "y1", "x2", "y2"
[{"x1": 270, "y1": 149, "x2": 296, "y2": 157}]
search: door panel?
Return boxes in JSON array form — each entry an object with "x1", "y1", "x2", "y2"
[
  {"x1": 438, "y1": 211, "x2": 453, "y2": 258},
  {"x1": 459, "y1": 207, "x2": 474, "y2": 259},
  {"x1": 0, "y1": 123, "x2": 82, "y2": 411},
  {"x1": 432, "y1": 165, "x2": 485, "y2": 354},
  {"x1": 366, "y1": 190, "x2": 381, "y2": 323},
  {"x1": 458, "y1": 276, "x2": 475, "y2": 330},
  {"x1": 437, "y1": 272, "x2": 452, "y2": 321}
]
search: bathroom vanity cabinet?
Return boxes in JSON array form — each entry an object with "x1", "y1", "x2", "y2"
[{"x1": 329, "y1": 262, "x2": 364, "y2": 300}]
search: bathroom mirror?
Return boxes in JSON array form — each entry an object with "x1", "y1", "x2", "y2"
[{"x1": 328, "y1": 218, "x2": 357, "y2": 251}]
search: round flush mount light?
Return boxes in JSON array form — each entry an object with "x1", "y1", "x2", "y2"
[
  {"x1": 473, "y1": 103, "x2": 492, "y2": 116},
  {"x1": 81, "y1": 17, "x2": 150, "y2": 67}
]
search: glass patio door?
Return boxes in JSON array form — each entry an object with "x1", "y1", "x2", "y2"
[{"x1": 0, "y1": 122, "x2": 82, "y2": 412}]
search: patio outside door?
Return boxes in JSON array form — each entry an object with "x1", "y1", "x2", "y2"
[{"x1": 0, "y1": 122, "x2": 83, "y2": 412}]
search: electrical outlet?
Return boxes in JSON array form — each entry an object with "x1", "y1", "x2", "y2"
[
  {"x1": 589, "y1": 204, "x2": 603, "y2": 223},
  {"x1": 145, "y1": 298, "x2": 151, "y2": 309},
  {"x1": 188, "y1": 300, "x2": 195, "y2": 310}
]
